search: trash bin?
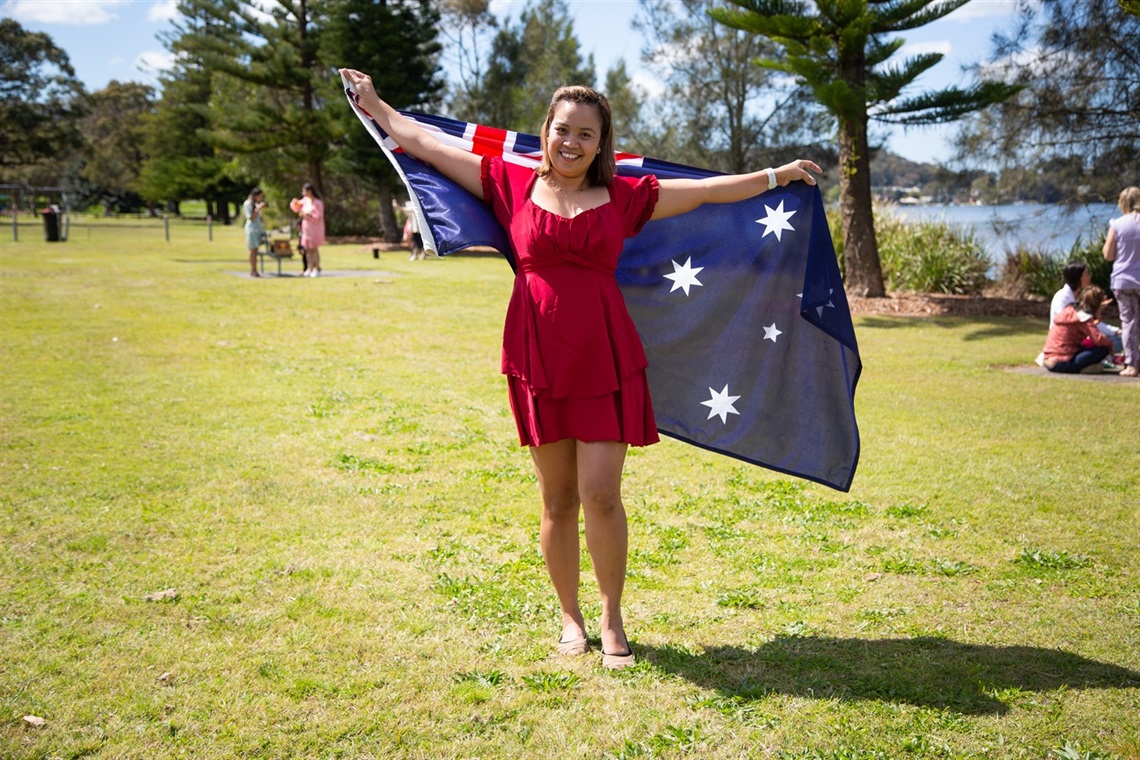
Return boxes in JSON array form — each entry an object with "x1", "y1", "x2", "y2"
[{"x1": 42, "y1": 208, "x2": 60, "y2": 242}]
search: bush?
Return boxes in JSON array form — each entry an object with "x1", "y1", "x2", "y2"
[
  {"x1": 996, "y1": 244, "x2": 1063, "y2": 300},
  {"x1": 828, "y1": 206, "x2": 990, "y2": 295},
  {"x1": 995, "y1": 227, "x2": 1112, "y2": 299}
]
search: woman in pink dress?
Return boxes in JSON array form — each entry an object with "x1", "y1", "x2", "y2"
[
  {"x1": 342, "y1": 67, "x2": 820, "y2": 668},
  {"x1": 289, "y1": 183, "x2": 325, "y2": 277}
]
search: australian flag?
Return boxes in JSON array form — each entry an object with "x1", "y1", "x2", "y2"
[{"x1": 343, "y1": 78, "x2": 861, "y2": 491}]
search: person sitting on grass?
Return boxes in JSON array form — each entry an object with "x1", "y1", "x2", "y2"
[
  {"x1": 1050, "y1": 260, "x2": 1122, "y2": 355},
  {"x1": 1041, "y1": 285, "x2": 1114, "y2": 374}
]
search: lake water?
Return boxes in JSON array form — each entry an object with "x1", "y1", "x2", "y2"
[{"x1": 889, "y1": 203, "x2": 1119, "y2": 263}]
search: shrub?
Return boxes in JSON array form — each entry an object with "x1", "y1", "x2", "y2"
[
  {"x1": 996, "y1": 226, "x2": 1112, "y2": 299},
  {"x1": 828, "y1": 206, "x2": 990, "y2": 295}
]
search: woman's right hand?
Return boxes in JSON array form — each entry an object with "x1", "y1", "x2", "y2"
[{"x1": 341, "y1": 69, "x2": 380, "y2": 109}]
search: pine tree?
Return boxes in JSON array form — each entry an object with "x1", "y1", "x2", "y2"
[
  {"x1": 322, "y1": 0, "x2": 442, "y2": 240},
  {"x1": 712, "y1": 0, "x2": 1019, "y2": 297}
]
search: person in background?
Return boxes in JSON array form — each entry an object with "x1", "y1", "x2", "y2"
[
  {"x1": 243, "y1": 187, "x2": 267, "y2": 278},
  {"x1": 1041, "y1": 285, "x2": 1113, "y2": 374},
  {"x1": 1050, "y1": 261, "x2": 1121, "y2": 356},
  {"x1": 1103, "y1": 186, "x2": 1140, "y2": 377},
  {"x1": 290, "y1": 183, "x2": 325, "y2": 277},
  {"x1": 403, "y1": 201, "x2": 424, "y2": 260}
]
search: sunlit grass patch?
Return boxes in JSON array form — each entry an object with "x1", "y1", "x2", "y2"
[
  {"x1": 3, "y1": 229, "x2": 1138, "y2": 757},
  {"x1": 1014, "y1": 547, "x2": 1093, "y2": 572}
]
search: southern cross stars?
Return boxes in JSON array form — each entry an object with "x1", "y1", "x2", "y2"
[
  {"x1": 664, "y1": 257, "x2": 704, "y2": 296},
  {"x1": 701, "y1": 384, "x2": 741, "y2": 424},
  {"x1": 756, "y1": 200, "x2": 797, "y2": 241},
  {"x1": 763, "y1": 323, "x2": 782, "y2": 342}
]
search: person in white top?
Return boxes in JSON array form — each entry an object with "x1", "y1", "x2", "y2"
[
  {"x1": 1104, "y1": 186, "x2": 1140, "y2": 376},
  {"x1": 1050, "y1": 261, "x2": 1121, "y2": 354}
]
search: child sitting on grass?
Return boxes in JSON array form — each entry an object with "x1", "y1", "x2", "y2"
[{"x1": 1041, "y1": 285, "x2": 1114, "y2": 373}]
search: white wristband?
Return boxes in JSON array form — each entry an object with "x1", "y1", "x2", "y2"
[{"x1": 765, "y1": 168, "x2": 777, "y2": 190}]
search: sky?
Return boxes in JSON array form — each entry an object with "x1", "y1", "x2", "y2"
[{"x1": 3, "y1": 0, "x2": 1022, "y2": 164}]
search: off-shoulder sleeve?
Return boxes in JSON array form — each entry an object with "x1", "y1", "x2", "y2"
[{"x1": 612, "y1": 173, "x2": 659, "y2": 238}]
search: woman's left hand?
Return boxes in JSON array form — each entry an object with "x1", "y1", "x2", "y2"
[{"x1": 775, "y1": 159, "x2": 823, "y2": 187}]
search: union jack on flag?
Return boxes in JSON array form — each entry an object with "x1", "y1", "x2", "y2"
[{"x1": 343, "y1": 76, "x2": 861, "y2": 491}]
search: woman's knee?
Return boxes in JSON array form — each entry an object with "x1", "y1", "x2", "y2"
[
  {"x1": 579, "y1": 483, "x2": 622, "y2": 518},
  {"x1": 541, "y1": 486, "x2": 580, "y2": 520}
]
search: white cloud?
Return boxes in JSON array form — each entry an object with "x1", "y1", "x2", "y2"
[
  {"x1": 6, "y1": 0, "x2": 130, "y2": 25},
  {"x1": 135, "y1": 50, "x2": 176, "y2": 77},
  {"x1": 945, "y1": 0, "x2": 1021, "y2": 22},
  {"x1": 147, "y1": 0, "x2": 179, "y2": 22},
  {"x1": 631, "y1": 71, "x2": 665, "y2": 99},
  {"x1": 898, "y1": 41, "x2": 953, "y2": 58}
]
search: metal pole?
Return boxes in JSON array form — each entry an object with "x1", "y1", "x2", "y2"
[
  {"x1": 11, "y1": 212, "x2": 16, "y2": 242},
  {"x1": 164, "y1": 215, "x2": 170, "y2": 242},
  {"x1": 207, "y1": 214, "x2": 212, "y2": 242}
]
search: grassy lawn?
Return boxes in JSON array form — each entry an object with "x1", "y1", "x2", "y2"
[{"x1": 2, "y1": 224, "x2": 1137, "y2": 759}]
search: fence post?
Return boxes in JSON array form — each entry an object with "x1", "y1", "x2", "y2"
[
  {"x1": 11, "y1": 212, "x2": 16, "y2": 242},
  {"x1": 206, "y1": 214, "x2": 212, "y2": 242},
  {"x1": 163, "y1": 215, "x2": 170, "y2": 242}
]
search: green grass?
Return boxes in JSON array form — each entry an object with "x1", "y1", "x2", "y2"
[{"x1": 2, "y1": 226, "x2": 1138, "y2": 758}]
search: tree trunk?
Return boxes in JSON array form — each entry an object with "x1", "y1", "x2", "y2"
[
  {"x1": 837, "y1": 113, "x2": 885, "y2": 298},
  {"x1": 377, "y1": 186, "x2": 400, "y2": 242}
]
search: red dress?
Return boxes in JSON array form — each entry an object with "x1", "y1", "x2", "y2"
[{"x1": 481, "y1": 156, "x2": 661, "y2": 447}]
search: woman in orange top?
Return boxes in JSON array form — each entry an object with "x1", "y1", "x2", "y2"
[{"x1": 1041, "y1": 286, "x2": 1113, "y2": 373}]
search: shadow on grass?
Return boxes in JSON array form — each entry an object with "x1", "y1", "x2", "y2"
[{"x1": 641, "y1": 635, "x2": 1140, "y2": 715}]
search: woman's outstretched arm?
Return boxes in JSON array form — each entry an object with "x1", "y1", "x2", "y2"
[
  {"x1": 341, "y1": 68, "x2": 483, "y2": 198},
  {"x1": 652, "y1": 160, "x2": 822, "y2": 221}
]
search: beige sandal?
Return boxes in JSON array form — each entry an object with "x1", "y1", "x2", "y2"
[
  {"x1": 556, "y1": 635, "x2": 590, "y2": 656},
  {"x1": 601, "y1": 637, "x2": 635, "y2": 669}
]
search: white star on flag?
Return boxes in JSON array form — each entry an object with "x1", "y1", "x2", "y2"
[
  {"x1": 701, "y1": 384, "x2": 741, "y2": 424},
  {"x1": 797, "y1": 288, "x2": 836, "y2": 318},
  {"x1": 756, "y1": 200, "x2": 797, "y2": 241},
  {"x1": 763, "y1": 323, "x2": 782, "y2": 343},
  {"x1": 663, "y1": 257, "x2": 704, "y2": 296}
]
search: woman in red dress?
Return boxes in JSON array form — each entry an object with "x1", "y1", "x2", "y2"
[{"x1": 342, "y1": 68, "x2": 820, "y2": 668}]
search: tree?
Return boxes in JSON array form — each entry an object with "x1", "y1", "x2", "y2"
[
  {"x1": 80, "y1": 81, "x2": 156, "y2": 213},
  {"x1": 179, "y1": 0, "x2": 338, "y2": 197},
  {"x1": 322, "y1": 0, "x2": 443, "y2": 241},
  {"x1": 438, "y1": 0, "x2": 498, "y2": 117},
  {"x1": 0, "y1": 19, "x2": 86, "y2": 182},
  {"x1": 955, "y1": 0, "x2": 1140, "y2": 201},
  {"x1": 634, "y1": 0, "x2": 820, "y2": 174},
  {"x1": 603, "y1": 60, "x2": 649, "y2": 155},
  {"x1": 139, "y1": 1, "x2": 249, "y2": 217},
  {"x1": 712, "y1": 0, "x2": 1019, "y2": 297},
  {"x1": 460, "y1": 0, "x2": 595, "y2": 133}
]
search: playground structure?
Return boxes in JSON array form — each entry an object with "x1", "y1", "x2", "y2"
[{"x1": 0, "y1": 183, "x2": 72, "y2": 242}]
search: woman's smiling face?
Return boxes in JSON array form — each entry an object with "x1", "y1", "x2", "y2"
[{"x1": 545, "y1": 101, "x2": 602, "y2": 181}]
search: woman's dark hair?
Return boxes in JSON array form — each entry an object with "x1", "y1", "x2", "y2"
[
  {"x1": 1076, "y1": 285, "x2": 1105, "y2": 315},
  {"x1": 248, "y1": 186, "x2": 263, "y2": 203},
  {"x1": 537, "y1": 86, "x2": 615, "y2": 187},
  {"x1": 1062, "y1": 260, "x2": 1088, "y2": 291},
  {"x1": 302, "y1": 182, "x2": 321, "y2": 200}
]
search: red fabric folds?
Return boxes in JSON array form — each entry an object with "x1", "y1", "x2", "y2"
[{"x1": 481, "y1": 156, "x2": 661, "y2": 447}]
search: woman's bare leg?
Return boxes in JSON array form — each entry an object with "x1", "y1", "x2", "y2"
[
  {"x1": 308, "y1": 246, "x2": 321, "y2": 274},
  {"x1": 248, "y1": 248, "x2": 259, "y2": 276},
  {"x1": 576, "y1": 440, "x2": 629, "y2": 655},
  {"x1": 530, "y1": 439, "x2": 587, "y2": 643}
]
